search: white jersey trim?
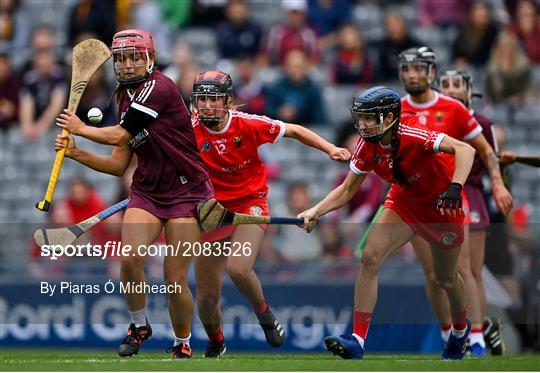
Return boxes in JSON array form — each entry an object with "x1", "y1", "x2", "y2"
[
  {"x1": 405, "y1": 91, "x2": 439, "y2": 109},
  {"x1": 433, "y1": 133, "x2": 446, "y2": 153},
  {"x1": 131, "y1": 102, "x2": 158, "y2": 118},
  {"x1": 273, "y1": 121, "x2": 286, "y2": 143},
  {"x1": 463, "y1": 125, "x2": 482, "y2": 141},
  {"x1": 137, "y1": 79, "x2": 156, "y2": 103},
  {"x1": 350, "y1": 162, "x2": 368, "y2": 175}
]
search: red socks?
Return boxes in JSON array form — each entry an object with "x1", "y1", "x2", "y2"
[
  {"x1": 353, "y1": 311, "x2": 372, "y2": 341},
  {"x1": 209, "y1": 329, "x2": 224, "y2": 343},
  {"x1": 440, "y1": 323, "x2": 452, "y2": 332},
  {"x1": 253, "y1": 300, "x2": 268, "y2": 315},
  {"x1": 452, "y1": 309, "x2": 467, "y2": 331}
]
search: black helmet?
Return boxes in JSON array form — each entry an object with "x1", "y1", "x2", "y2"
[
  {"x1": 398, "y1": 46, "x2": 437, "y2": 94},
  {"x1": 398, "y1": 46, "x2": 436, "y2": 67},
  {"x1": 191, "y1": 70, "x2": 233, "y2": 128},
  {"x1": 350, "y1": 86, "x2": 401, "y2": 143},
  {"x1": 439, "y1": 66, "x2": 474, "y2": 107}
]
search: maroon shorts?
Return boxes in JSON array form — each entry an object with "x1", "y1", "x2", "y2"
[
  {"x1": 127, "y1": 179, "x2": 214, "y2": 220},
  {"x1": 384, "y1": 188, "x2": 465, "y2": 250},
  {"x1": 464, "y1": 184, "x2": 490, "y2": 230}
]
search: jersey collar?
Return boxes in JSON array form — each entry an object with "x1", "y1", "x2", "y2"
[{"x1": 405, "y1": 91, "x2": 439, "y2": 109}]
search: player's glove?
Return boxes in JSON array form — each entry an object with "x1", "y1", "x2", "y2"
[{"x1": 437, "y1": 182, "x2": 463, "y2": 211}]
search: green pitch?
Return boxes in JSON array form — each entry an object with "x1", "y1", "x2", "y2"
[{"x1": 1, "y1": 349, "x2": 539, "y2": 371}]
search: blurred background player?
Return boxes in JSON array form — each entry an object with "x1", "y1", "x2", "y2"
[
  {"x1": 299, "y1": 86, "x2": 476, "y2": 360},
  {"x1": 190, "y1": 70, "x2": 350, "y2": 357},
  {"x1": 439, "y1": 65, "x2": 506, "y2": 355},
  {"x1": 398, "y1": 46, "x2": 513, "y2": 356},
  {"x1": 54, "y1": 29, "x2": 213, "y2": 359}
]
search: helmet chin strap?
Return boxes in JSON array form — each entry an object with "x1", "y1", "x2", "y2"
[
  {"x1": 145, "y1": 52, "x2": 154, "y2": 74},
  {"x1": 406, "y1": 65, "x2": 435, "y2": 95},
  {"x1": 200, "y1": 108, "x2": 229, "y2": 129},
  {"x1": 362, "y1": 114, "x2": 398, "y2": 143}
]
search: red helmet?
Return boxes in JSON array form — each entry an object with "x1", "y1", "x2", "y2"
[{"x1": 111, "y1": 29, "x2": 155, "y2": 85}]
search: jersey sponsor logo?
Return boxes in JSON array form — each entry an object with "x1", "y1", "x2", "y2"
[
  {"x1": 202, "y1": 141, "x2": 211, "y2": 152},
  {"x1": 406, "y1": 172, "x2": 421, "y2": 183},
  {"x1": 440, "y1": 232, "x2": 458, "y2": 246},
  {"x1": 250, "y1": 206, "x2": 263, "y2": 216},
  {"x1": 270, "y1": 123, "x2": 277, "y2": 134},
  {"x1": 216, "y1": 158, "x2": 253, "y2": 173},
  {"x1": 418, "y1": 115, "x2": 427, "y2": 125},
  {"x1": 128, "y1": 128, "x2": 149, "y2": 149}
]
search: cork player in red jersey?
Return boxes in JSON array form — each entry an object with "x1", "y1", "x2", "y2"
[
  {"x1": 190, "y1": 70, "x2": 350, "y2": 357},
  {"x1": 299, "y1": 86, "x2": 477, "y2": 360},
  {"x1": 54, "y1": 29, "x2": 213, "y2": 359},
  {"x1": 398, "y1": 46, "x2": 512, "y2": 356}
]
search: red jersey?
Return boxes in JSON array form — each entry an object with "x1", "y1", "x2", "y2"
[
  {"x1": 401, "y1": 91, "x2": 482, "y2": 142},
  {"x1": 350, "y1": 116, "x2": 453, "y2": 203},
  {"x1": 192, "y1": 110, "x2": 286, "y2": 207}
]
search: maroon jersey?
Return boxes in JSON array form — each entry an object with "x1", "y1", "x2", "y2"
[
  {"x1": 467, "y1": 111, "x2": 496, "y2": 189},
  {"x1": 117, "y1": 69, "x2": 211, "y2": 205}
]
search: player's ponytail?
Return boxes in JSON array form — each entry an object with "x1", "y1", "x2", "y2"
[{"x1": 390, "y1": 124, "x2": 405, "y2": 184}]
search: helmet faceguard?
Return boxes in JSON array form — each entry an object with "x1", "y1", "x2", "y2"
[
  {"x1": 350, "y1": 86, "x2": 401, "y2": 143},
  {"x1": 191, "y1": 70, "x2": 233, "y2": 128},
  {"x1": 111, "y1": 29, "x2": 155, "y2": 86},
  {"x1": 398, "y1": 46, "x2": 436, "y2": 95},
  {"x1": 439, "y1": 66, "x2": 473, "y2": 108}
]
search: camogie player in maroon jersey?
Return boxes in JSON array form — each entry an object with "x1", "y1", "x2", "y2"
[
  {"x1": 55, "y1": 29, "x2": 213, "y2": 359},
  {"x1": 398, "y1": 46, "x2": 512, "y2": 356},
  {"x1": 190, "y1": 70, "x2": 351, "y2": 357},
  {"x1": 299, "y1": 86, "x2": 476, "y2": 360},
  {"x1": 439, "y1": 66, "x2": 506, "y2": 355}
]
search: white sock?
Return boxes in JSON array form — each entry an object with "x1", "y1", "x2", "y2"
[
  {"x1": 470, "y1": 331, "x2": 486, "y2": 347},
  {"x1": 441, "y1": 328, "x2": 451, "y2": 343},
  {"x1": 129, "y1": 307, "x2": 147, "y2": 327},
  {"x1": 351, "y1": 333, "x2": 365, "y2": 348},
  {"x1": 174, "y1": 333, "x2": 191, "y2": 347},
  {"x1": 451, "y1": 326, "x2": 467, "y2": 339}
]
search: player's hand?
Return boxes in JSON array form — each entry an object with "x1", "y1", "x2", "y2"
[
  {"x1": 56, "y1": 109, "x2": 85, "y2": 135},
  {"x1": 492, "y1": 182, "x2": 513, "y2": 216},
  {"x1": 498, "y1": 151, "x2": 516, "y2": 167},
  {"x1": 54, "y1": 134, "x2": 77, "y2": 158},
  {"x1": 437, "y1": 182, "x2": 463, "y2": 217},
  {"x1": 329, "y1": 146, "x2": 351, "y2": 162},
  {"x1": 297, "y1": 208, "x2": 318, "y2": 233}
]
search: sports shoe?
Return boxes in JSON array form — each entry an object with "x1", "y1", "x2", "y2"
[
  {"x1": 441, "y1": 320, "x2": 471, "y2": 360},
  {"x1": 483, "y1": 316, "x2": 505, "y2": 355},
  {"x1": 324, "y1": 334, "x2": 365, "y2": 360},
  {"x1": 256, "y1": 308, "x2": 285, "y2": 347},
  {"x1": 166, "y1": 343, "x2": 192, "y2": 359},
  {"x1": 118, "y1": 321, "x2": 152, "y2": 357},
  {"x1": 203, "y1": 341, "x2": 227, "y2": 358},
  {"x1": 470, "y1": 342, "x2": 487, "y2": 356}
]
